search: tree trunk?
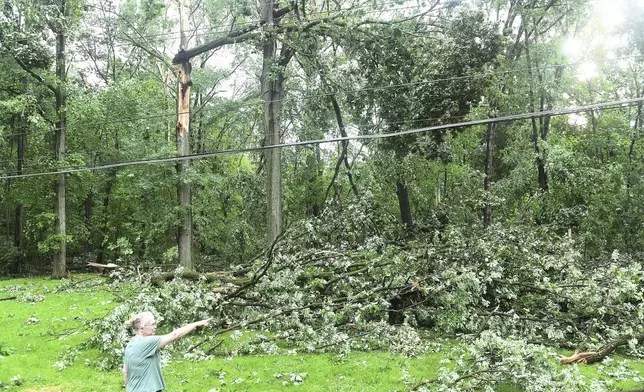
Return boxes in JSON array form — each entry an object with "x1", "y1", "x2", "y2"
[
  {"x1": 96, "y1": 171, "x2": 114, "y2": 264},
  {"x1": 325, "y1": 94, "x2": 359, "y2": 200},
  {"x1": 561, "y1": 332, "x2": 644, "y2": 365},
  {"x1": 52, "y1": 0, "x2": 68, "y2": 279},
  {"x1": 11, "y1": 112, "x2": 25, "y2": 273},
  {"x1": 537, "y1": 65, "x2": 564, "y2": 192},
  {"x1": 627, "y1": 93, "x2": 643, "y2": 190},
  {"x1": 195, "y1": 89, "x2": 205, "y2": 153},
  {"x1": 261, "y1": 0, "x2": 292, "y2": 243},
  {"x1": 84, "y1": 192, "x2": 93, "y2": 258},
  {"x1": 263, "y1": 0, "x2": 281, "y2": 243},
  {"x1": 396, "y1": 180, "x2": 413, "y2": 227},
  {"x1": 176, "y1": 0, "x2": 193, "y2": 270},
  {"x1": 5, "y1": 177, "x2": 10, "y2": 243},
  {"x1": 523, "y1": 28, "x2": 547, "y2": 193},
  {"x1": 483, "y1": 121, "x2": 495, "y2": 229}
]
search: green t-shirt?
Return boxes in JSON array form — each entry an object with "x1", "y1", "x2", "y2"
[{"x1": 124, "y1": 336, "x2": 166, "y2": 392}]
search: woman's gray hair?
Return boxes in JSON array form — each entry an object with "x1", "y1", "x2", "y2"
[{"x1": 124, "y1": 311, "x2": 154, "y2": 332}]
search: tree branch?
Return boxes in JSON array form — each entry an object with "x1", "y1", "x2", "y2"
[{"x1": 12, "y1": 57, "x2": 57, "y2": 94}]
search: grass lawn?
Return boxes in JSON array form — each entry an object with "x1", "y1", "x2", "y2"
[{"x1": 1, "y1": 275, "x2": 643, "y2": 391}]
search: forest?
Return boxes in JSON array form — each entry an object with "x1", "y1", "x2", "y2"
[{"x1": 2, "y1": 0, "x2": 644, "y2": 390}]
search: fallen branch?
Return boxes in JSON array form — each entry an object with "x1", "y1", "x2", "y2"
[
  {"x1": 87, "y1": 262, "x2": 119, "y2": 270},
  {"x1": 560, "y1": 332, "x2": 644, "y2": 364},
  {"x1": 0, "y1": 296, "x2": 17, "y2": 301},
  {"x1": 150, "y1": 271, "x2": 241, "y2": 287},
  {"x1": 559, "y1": 349, "x2": 599, "y2": 364}
]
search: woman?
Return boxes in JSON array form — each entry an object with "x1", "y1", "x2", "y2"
[{"x1": 122, "y1": 312, "x2": 210, "y2": 392}]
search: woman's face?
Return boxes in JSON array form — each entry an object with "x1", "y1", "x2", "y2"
[{"x1": 139, "y1": 315, "x2": 157, "y2": 336}]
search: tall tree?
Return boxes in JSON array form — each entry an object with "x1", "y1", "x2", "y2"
[
  {"x1": 51, "y1": 0, "x2": 69, "y2": 278},
  {"x1": 176, "y1": 0, "x2": 193, "y2": 269},
  {"x1": 261, "y1": 0, "x2": 293, "y2": 242},
  {"x1": 1, "y1": 0, "x2": 74, "y2": 277},
  {"x1": 345, "y1": 10, "x2": 501, "y2": 227}
]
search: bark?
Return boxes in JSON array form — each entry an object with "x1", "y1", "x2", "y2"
[
  {"x1": 483, "y1": 121, "x2": 495, "y2": 229},
  {"x1": 194, "y1": 87, "x2": 205, "y2": 153},
  {"x1": 627, "y1": 90, "x2": 643, "y2": 190},
  {"x1": 12, "y1": 95, "x2": 26, "y2": 273},
  {"x1": 396, "y1": 180, "x2": 413, "y2": 227},
  {"x1": 324, "y1": 93, "x2": 359, "y2": 201},
  {"x1": 261, "y1": 0, "x2": 293, "y2": 243},
  {"x1": 176, "y1": 0, "x2": 193, "y2": 270},
  {"x1": 84, "y1": 192, "x2": 93, "y2": 257},
  {"x1": 5, "y1": 176, "x2": 11, "y2": 243},
  {"x1": 524, "y1": 28, "x2": 547, "y2": 192},
  {"x1": 97, "y1": 169, "x2": 115, "y2": 264},
  {"x1": 560, "y1": 332, "x2": 644, "y2": 365},
  {"x1": 309, "y1": 144, "x2": 322, "y2": 216},
  {"x1": 538, "y1": 65, "x2": 564, "y2": 189},
  {"x1": 52, "y1": 0, "x2": 68, "y2": 279}
]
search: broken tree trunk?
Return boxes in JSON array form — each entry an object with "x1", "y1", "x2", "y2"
[
  {"x1": 560, "y1": 333, "x2": 644, "y2": 364},
  {"x1": 176, "y1": 0, "x2": 193, "y2": 270}
]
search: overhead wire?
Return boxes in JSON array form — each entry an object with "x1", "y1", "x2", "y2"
[{"x1": 0, "y1": 96, "x2": 641, "y2": 180}]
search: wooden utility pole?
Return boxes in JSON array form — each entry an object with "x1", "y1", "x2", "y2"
[{"x1": 176, "y1": 0, "x2": 193, "y2": 270}]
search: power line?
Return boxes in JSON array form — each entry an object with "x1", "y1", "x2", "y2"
[
  {"x1": 1, "y1": 97, "x2": 640, "y2": 180},
  {"x1": 0, "y1": 112, "x2": 474, "y2": 176},
  {"x1": 3, "y1": 52, "x2": 641, "y2": 139}
]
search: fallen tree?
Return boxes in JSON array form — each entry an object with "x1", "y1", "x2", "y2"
[
  {"x1": 560, "y1": 332, "x2": 644, "y2": 365},
  {"x1": 87, "y1": 202, "x2": 644, "y2": 387}
]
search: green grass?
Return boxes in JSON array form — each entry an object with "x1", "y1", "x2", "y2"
[{"x1": 0, "y1": 276, "x2": 643, "y2": 391}]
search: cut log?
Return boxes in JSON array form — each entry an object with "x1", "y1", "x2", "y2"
[{"x1": 0, "y1": 296, "x2": 17, "y2": 301}]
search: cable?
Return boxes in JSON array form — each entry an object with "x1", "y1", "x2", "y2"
[
  {"x1": 0, "y1": 111, "x2": 475, "y2": 176},
  {"x1": 1, "y1": 96, "x2": 641, "y2": 180},
  {"x1": 2, "y1": 52, "x2": 641, "y2": 140}
]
